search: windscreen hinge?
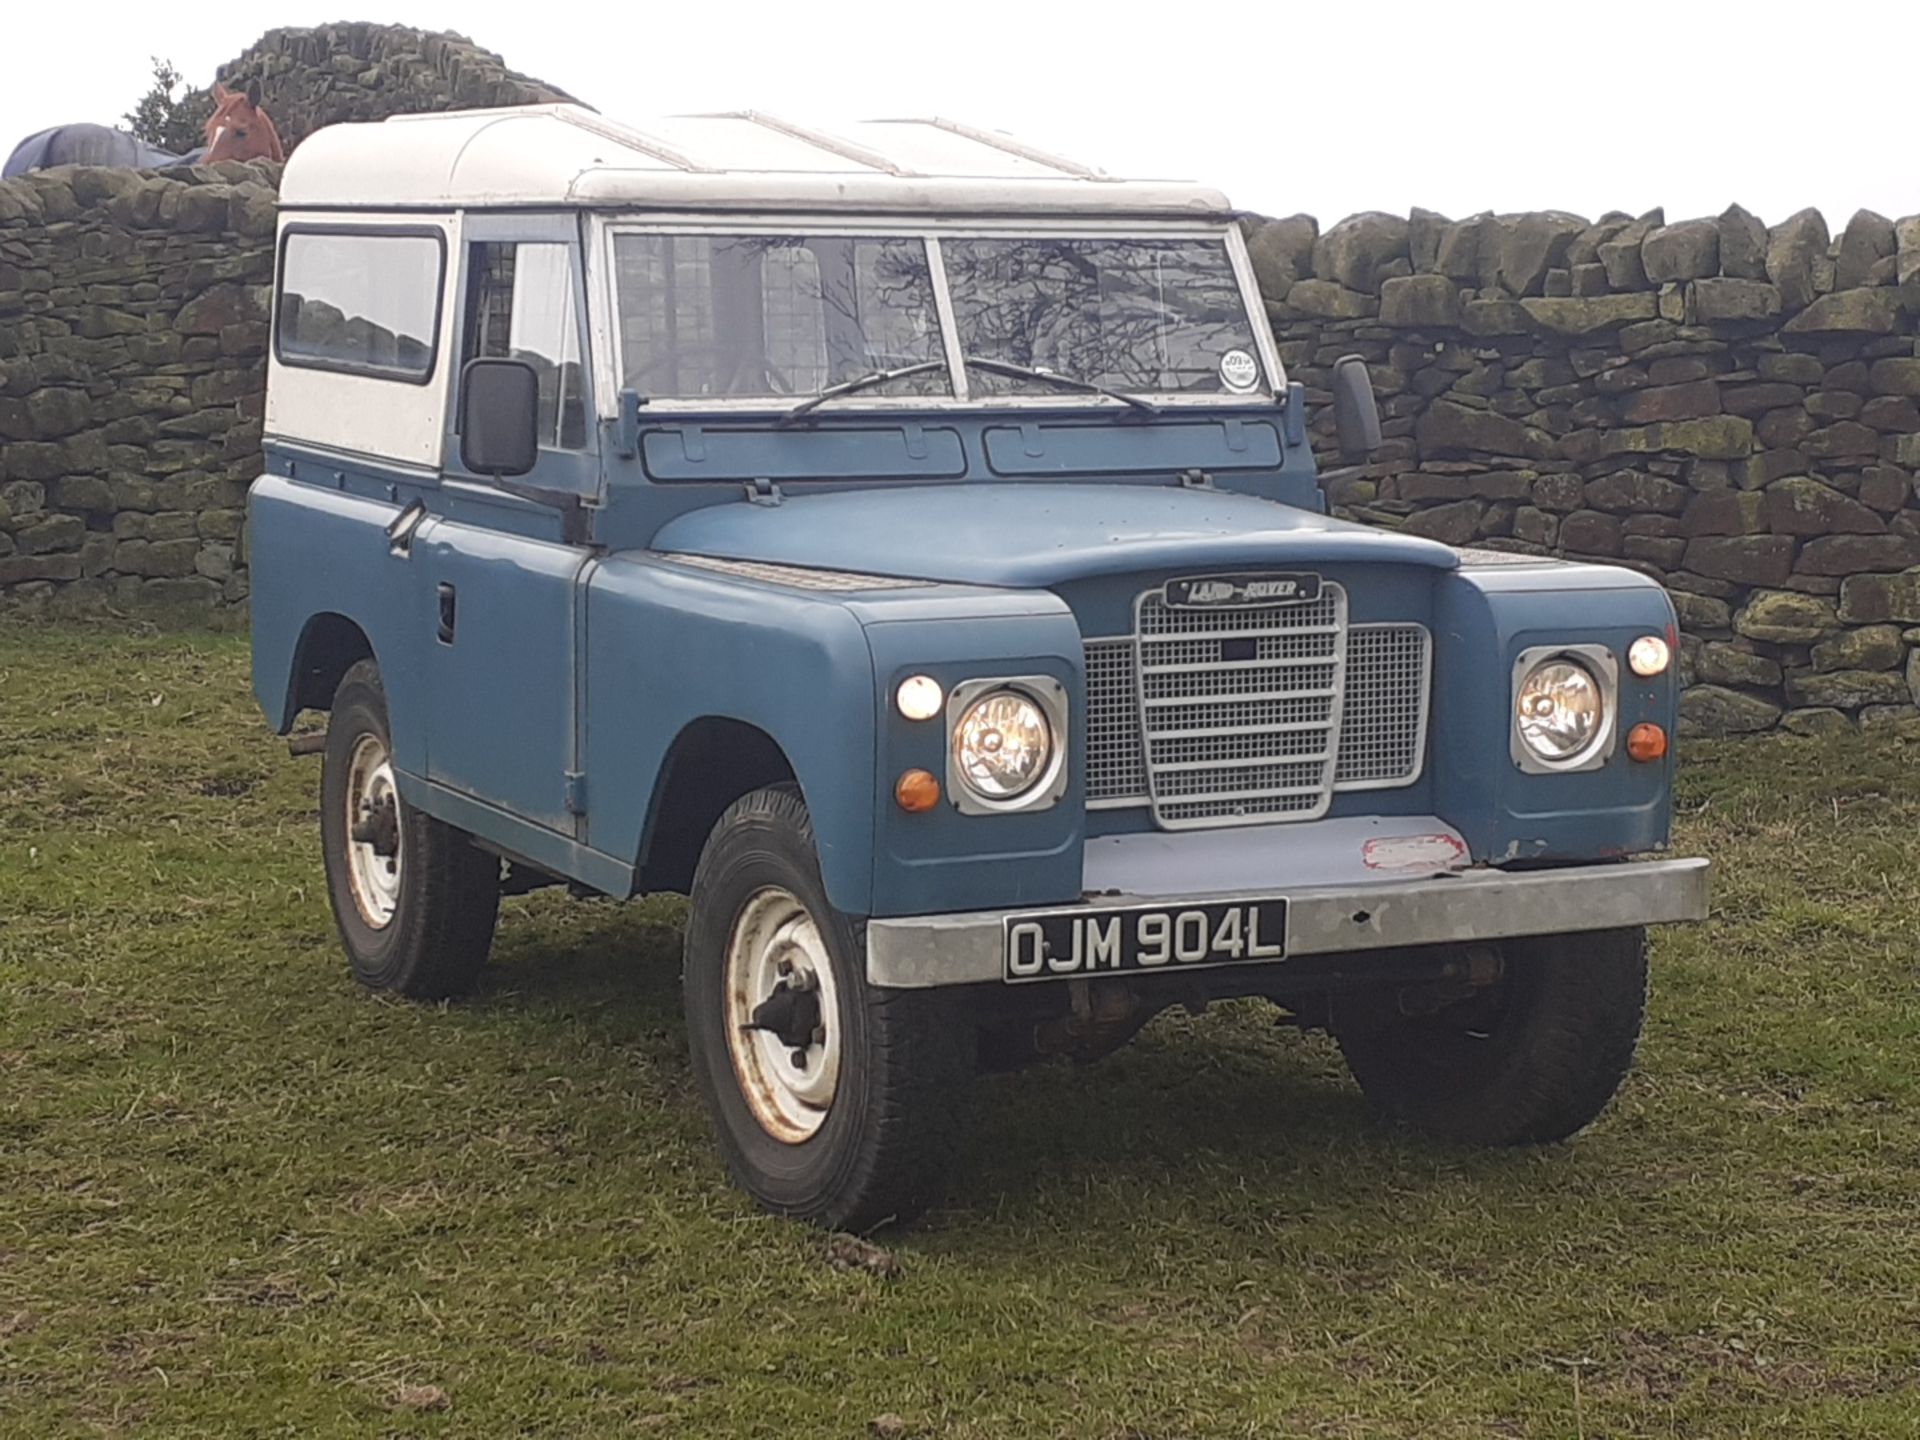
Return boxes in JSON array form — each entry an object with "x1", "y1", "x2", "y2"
[
  {"x1": 746, "y1": 477, "x2": 783, "y2": 506},
  {"x1": 1178, "y1": 468, "x2": 1215, "y2": 490}
]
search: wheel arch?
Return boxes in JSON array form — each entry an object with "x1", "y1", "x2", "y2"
[
  {"x1": 636, "y1": 716, "x2": 801, "y2": 896},
  {"x1": 276, "y1": 611, "x2": 376, "y2": 728}
]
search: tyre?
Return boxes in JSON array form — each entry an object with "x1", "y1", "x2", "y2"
[
  {"x1": 683, "y1": 784, "x2": 971, "y2": 1229},
  {"x1": 1334, "y1": 927, "x2": 1648, "y2": 1146},
  {"x1": 319, "y1": 659, "x2": 501, "y2": 998}
]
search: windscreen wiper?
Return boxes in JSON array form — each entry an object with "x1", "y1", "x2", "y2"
[
  {"x1": 961, "y1": 355, "x2": 1161, "y2": 415},
  {"x1": 776, "y1": 360, "x2": 946, "y2": 427},
  {"x1": 774, "y1": 353, "x2": 1161, "y2": 427}
]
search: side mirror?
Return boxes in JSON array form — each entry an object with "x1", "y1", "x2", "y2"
[
  {"x1": 459, "y1": 358, "x2": 539, "y2": 478},
  {"x1": 1330, "y1": 354, "x2": 1383, "y2": 464}
]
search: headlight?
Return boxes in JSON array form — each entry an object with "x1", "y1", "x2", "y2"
[
  {"x1": 952, "y1": 690, "x2": 1054, "y2": 799},
  {"x1": 1515, "y1": 658, "x2": 1607, "y2": 765}
]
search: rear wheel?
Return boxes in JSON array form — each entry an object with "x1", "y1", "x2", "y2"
[
  {"x1": 320, "y1": 660, "x2": 501, "y2": 998},
  {"x1": 1333, "y1": 927, "x2": 1648, "y2": 1145},
  {"x1": 683, "y1": 784, "x2": 971, "y2": 1229}
]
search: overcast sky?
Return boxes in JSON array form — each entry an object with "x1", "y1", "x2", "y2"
[{"x1": 6, "y1": 0, "x2": 1917, "y2": 229}]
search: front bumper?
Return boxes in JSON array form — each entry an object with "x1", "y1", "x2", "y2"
[{"x1": 865, "y1": 857, "x2": 1710, "y2": 989}]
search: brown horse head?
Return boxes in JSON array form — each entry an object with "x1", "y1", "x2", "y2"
[{"x1": 203, "y1": 81, "x2": 285, "y2": 165}]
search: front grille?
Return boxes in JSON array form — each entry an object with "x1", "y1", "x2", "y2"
[{"x1": 1084, "y1": 586, "x2": 1429, "y2": 828}]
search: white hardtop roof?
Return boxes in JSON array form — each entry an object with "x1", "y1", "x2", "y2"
[{"x1": 277, "y1": 104, "x2": 1235, "y2": 218}]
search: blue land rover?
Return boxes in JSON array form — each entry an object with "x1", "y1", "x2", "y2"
[{"x1": 250, "y1": 106, "x2": 1710, "y2": 1227}]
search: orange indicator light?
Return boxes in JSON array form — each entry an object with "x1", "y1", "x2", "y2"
[
  {"x1": 895, "y1": 769, "x2": 941, "y2": 812},
  {"x1": 1626, "y1": 723, "x2": 1668, "y2": 763}
]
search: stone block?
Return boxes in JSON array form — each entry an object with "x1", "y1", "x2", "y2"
[
  {"x1": 1734, "y1": 588, "x2": 1838, "y2": 642},
  {"x1": 1838, "y1": 568, "x2": 1920, "y2": 624},
  {"x1": 1379, "y1": 274, "x2": 1461, "y2": 328},
  {"x1": 1796, "y1": 533, "x2": 1920, "y2": 576},
  {"x1": 1781, "y1": 708, "x2": 1854, "y2": 736},
  {"x1": 1246, "y1": 214, "x2": 1317, "y2": 295},
  {"x1": 1811, "y1": 624, "x2": 1905, "y2": 672},
  {"x1": 1495, "y1": 212, "x2": 1587, "y2": 296},
  {"x1": 1689, "y1": 534, "x2": 1797, "y2": 585},
  {"x1": 1859, "y1": 704, "x2": 1920, "y2": 737},
  {"x1": 1861, "y1": 396, "x2": 1920, "y2": 432},
  {"x1": 1312, "y1": 212, "x2": 1409, "y2": 293},
  {"x1": 1835, "y1": 209, "x2": 1898, "y2": 289},
  {"x1": 1718, "y1": 204, "x2": 1769, "y2": 280},
  {"x1": 1766, "y1": 208, "x2": 1830, "y2": 311},
  {"x1": 14, "y1": 514, "x2": 85, "y2": 554},
  {"x1": 1786, "y1": 668, "x2": 1910, "y2": 709},
  {"x1": 1783, "y1": 288, "x2": 1904, "y2": 335},
  {"x1": 1518, "y1": 294, "x2": 1658, "y2": 335},
  {"x1": 1762, "y1": 476, "x2": 1885, "y2": 536},
  {"x1": 1803, "y1": 420, "x2": 1884, "y2": 460},
  {"x1": 1400, "y1": 500, "x2": 1485, "y2": 544},
  {"x1": 1679, "y1": 685, "x2": 1782, "y2": 736},
  {"x1": 1805, "y1": 391, "x2": 1863, "y2": 421},
  {"x1": 0, "y1": 553, "x2": 82, "y2": 585},
  {"x1": 1691, "y1": 277, "x2": 1782, "y2": 323},
  {"x1": 1585, "y1": 470, "x2": 1690, "y2": 514},
  {"x1": 1757, "y1": 353, "x2": 1825, "y2": 385},
  {"x1": 1670, "y1": 590, "x2": 1733, "y2": 633},
  {"x1": 1285, "y1": 279, "x2": 1376, "y2": 319},
  {"x1": 51, "y1": 475, "x2": 113, "y2": 512},
  {"x1": 1694, "y1": 641, "x2": 1784, "y2": 686},
  {"x1": 1620, "y1": 379, "x2": 1721, "y2": 423},
  {"x1": 1642, "y1": 219, "x2": 1719, "y2": 282},
  {"x1": 1460, "y1": 299, "x2": 1534, "y2": 336},
  {"x1": 1415, "y1": 401, "x2": 1551, "y2": 459},
  {"x1": 1868, "y1": 358, "x2": 1920, "y2": 397},
  {"x1": 1683, "y1": 489, "x2": 1768, "y2": 536},
  {"x1": 1559, "y1": 510, "x2": 1624, "y2": 555}
]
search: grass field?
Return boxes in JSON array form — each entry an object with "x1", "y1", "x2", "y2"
[{"x1": 2, "y1": 624, "x2": 1918, "y2": 1438}]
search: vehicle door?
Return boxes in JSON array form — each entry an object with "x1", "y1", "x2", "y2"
[{"x1": 423, "y1": 215, "x2": 600, "y2": 833}]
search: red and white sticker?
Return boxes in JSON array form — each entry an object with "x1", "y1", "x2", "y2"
[{"x1": 1362, "y1": 833, "x2": 1468, "y2": 872}]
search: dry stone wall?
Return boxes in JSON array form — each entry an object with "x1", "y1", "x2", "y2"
[
  {"x1": 0, "y1": 161, "x2": 278, "y2": 622},
  {"x1": 215, "y1": 23, "x2": 575, "y2": 151},
  {"x1": 2, "y1": 13, "x2": 1918, "y2": 735},
  {"x1": 1248, "y1": 205, "x2": 1920, "y2": 736},
  {"x1": 0, "y1": 23, "x2": 571, "y2": 626}
]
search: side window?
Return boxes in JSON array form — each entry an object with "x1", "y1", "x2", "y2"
[
  {"x1": 277, "y1": 231, "x2": 443, "y2": 382},
  {"x1": 463, "y1": 242, "x2": 589, "y2": 451}
]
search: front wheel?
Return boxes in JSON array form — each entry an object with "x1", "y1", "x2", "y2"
[
  {"x1": 683, "y1": 785, "x2": 971, "y2": 1230},
  {"x1": 1333, "y1": 927, "x2": 1648, "y2": 1146}
]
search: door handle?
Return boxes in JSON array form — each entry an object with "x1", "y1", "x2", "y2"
[{"x1": 436, "y1": 583, "x2": 457, "y2": 644}]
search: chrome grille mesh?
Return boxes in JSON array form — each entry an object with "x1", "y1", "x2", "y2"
[
  {"x1": 1084, "y1": 638, "x2": 1147, "y2": 801},
  {"x1": 1140, "y1": 585, "x2": 1345, "y2": 827},
  {"x1": 1338, "y1": 625, "x2": 1432, "y2": 787},
  {"x1": 1084, "y1": 591, "x2": 1429, "y2": 826}
]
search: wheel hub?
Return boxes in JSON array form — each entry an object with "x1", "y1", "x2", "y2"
[
  {"x1": 723, "y1": 887, "x2": 842, "y2": 1143},
  {"x1": 343, "y1": 733, "x2": 404, "y2": 929}
]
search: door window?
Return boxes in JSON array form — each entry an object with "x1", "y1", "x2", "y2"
[{"x1": 463, "y1": 242, "x2": 590, "y2": 449}]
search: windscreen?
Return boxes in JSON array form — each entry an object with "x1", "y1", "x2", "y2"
[
  {"x1": 612, "y1": 234, "x2": 949, "y2": 400},
  {"x1": 940, "y1": 237, "x2": 1266, "y2": 398}
]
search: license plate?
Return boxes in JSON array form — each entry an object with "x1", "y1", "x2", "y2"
[{"x1": 1002, "y1": 899, "x2": 1288, "y2": 984}]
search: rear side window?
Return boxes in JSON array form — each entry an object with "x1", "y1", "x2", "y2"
[{"x1": 277, "y1": 230, "x2": 444, "y2": 382}]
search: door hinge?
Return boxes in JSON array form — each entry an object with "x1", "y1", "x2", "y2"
[{"x1": 564, "y1": 770, "x2": 588, "y2": 815}]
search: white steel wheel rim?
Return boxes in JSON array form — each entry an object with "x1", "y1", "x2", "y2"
[
  {"x1": 723, "y1": 886, "x2": 843, "y2": 1144},
  {"x1": 343, "y1": 733, "x2": 403, "y2": 930}
]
